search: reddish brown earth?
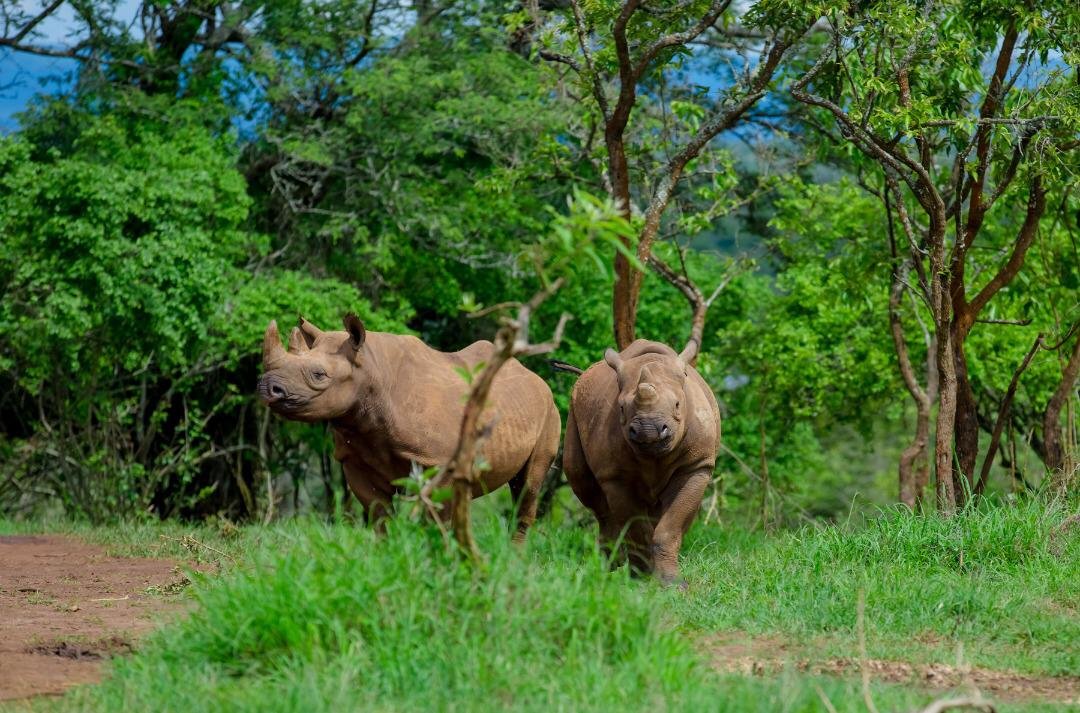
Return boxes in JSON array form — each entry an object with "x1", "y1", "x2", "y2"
[
  {"x1": 707, "y1": 632, "x2": 1080, "y2": 705},
  {"x1": 0, "y1": 535, "x2": 190, "y2": 701}
]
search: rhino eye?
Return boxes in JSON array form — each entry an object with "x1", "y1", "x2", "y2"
[{"x1": 312, "y1": 370, "x2": 328, "y2": 381}]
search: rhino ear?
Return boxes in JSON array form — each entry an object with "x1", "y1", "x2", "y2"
[
  {"x1": 343, "y1": 313, "x2": 366, "y2": 349},
  {"x1": 603, "y1": 348, "x2": 623, "y2": 374}
]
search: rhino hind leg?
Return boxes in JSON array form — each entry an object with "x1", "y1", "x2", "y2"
[{"x1": 509, "y1": 403, "x2": 560, "y2": 543}]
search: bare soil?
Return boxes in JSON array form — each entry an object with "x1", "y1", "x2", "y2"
[
  {"x1": 0, "y1": 534, "x2": 190, "y2": 701},
  {"x1": 707, "y1": 631, "x2": 1080, "y2": 705}
]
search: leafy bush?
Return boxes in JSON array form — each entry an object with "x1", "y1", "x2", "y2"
[{"x1": 0, "y1": 100, "x2": 408, "y2": 520}]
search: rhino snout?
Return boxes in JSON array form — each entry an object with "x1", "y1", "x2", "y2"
[
  {"x1": 628, "y1": 418, "x2": 672, "y2": 445},
  {"x1": 258, "y1": 374, "x2": 290, "y2": 405}
]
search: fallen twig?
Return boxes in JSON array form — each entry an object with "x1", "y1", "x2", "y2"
[
  {"x1": 159, "y1": 534, "x2": 236, "y2": 564},
  {"x1": 915, "y1": 697, "x2": 995, "y2": 713},
  {"x1": 857, "y1": 591, "x2": 879, "y2": 713},
  {"x1": 814, "y1": 684, "x2": 839, "y2": 713}
]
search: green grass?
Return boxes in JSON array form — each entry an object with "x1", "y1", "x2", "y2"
[
  {"x1": 3, "y1": 497, "x2": 1078, "y2": 712},
  {"x1": 677, "y1": 500, "x2": 1080, "y2": 676}
]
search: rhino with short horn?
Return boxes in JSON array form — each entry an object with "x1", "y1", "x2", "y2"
[
  {"x1": 257, "y1": 314, "x2": 561, "y2": 537},
  {"x1": 562, "y1": 338, "x2": 720, "y2": 586}
]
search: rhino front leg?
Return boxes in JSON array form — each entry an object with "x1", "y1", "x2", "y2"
[
  {"x1": 651, "y1": 470, "x2": 710, "y2": 587},
  {"x1": 599, "y1": 479, "x2": 654, "y2": 574},
  {"x1": 341, "y1": 461, "x2": 393, "y2": 531},
  {"x1": 564, "y1": 410, "x2": 612, "y2": 544}
]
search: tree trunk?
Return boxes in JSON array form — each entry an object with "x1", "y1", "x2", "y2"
[
  {"x1": 613, "y1": 252, "x2": 638, "y2": 350},
  {"x1": 889, "y1": 261, "x2": 932, "y2": 509},
  {"x1": 952, "y1": 335, "x2": 980, "y2": 504},
  {"x1": 1045, "y1": 332, "x2": 1080, "y2": 489},
  {"x1": 607, "y1": 130, "x2": 637, "y2": 350},
  {"x1": 917, "y1": 337, "x2": 938, "y2": 509},
  {"x1": 933, "y1": 287, "x2": 958, "y2": 514},
  {"x1": 900, "y1": 401, "x2": 932, "y2": 509}
]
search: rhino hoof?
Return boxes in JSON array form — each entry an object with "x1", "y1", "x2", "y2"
[{"x1": 658, "y1": 575, "x2": 688, "y2": 591}]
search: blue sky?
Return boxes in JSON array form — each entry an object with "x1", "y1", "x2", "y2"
[
  {"x1": 0, "y1": 51, "x2": 77, "y2": 133},
  {"x1": 0, "y1": 0, "x2": 140, "y2": 132}
]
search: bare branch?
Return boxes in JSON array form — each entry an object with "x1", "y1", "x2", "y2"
[
  {"x1": 648, "y1": 255, "x2": 746, "y2": 365},
  {"x1": 965, "y1": 176, "x2": 1047, "y2": 324},
  {"x1": 3, "y1": 0, "x2": 64, "y2": 45},
  {"x1": 918, "y1": 115, "x2": 1059, "y2": 129},
  {"x1": 975, "y1": 332, "x2": 1044, "y2": 495},
  {"x1": 917, "y1": 698, "x2": 995, "y2": 713},
  {"x1": 420, "y1": 277, "x2": 569, "y2": 558},
  {"x1": 538, "y1": 49, "x2": 582, "y2": 72},
  {"x1": 883, "y1": 171, "x2": 931, "y2": 301}
]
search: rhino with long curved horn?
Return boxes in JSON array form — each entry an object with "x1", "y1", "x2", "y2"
[
  {"x1": 562, "y1": 338, "x2": 720, "y2": 587},
  {"x1": 255, "y1": 313, "x2": 560, "y2": 539}
]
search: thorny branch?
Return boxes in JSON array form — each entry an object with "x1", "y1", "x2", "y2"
[{"x1": 420, "y1": 279, "x2": 570, "y2": 559}]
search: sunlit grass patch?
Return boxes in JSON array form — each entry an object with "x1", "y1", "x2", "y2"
[{"x1": 677, "y1": 498, "x2": 1080, "y2": 676}]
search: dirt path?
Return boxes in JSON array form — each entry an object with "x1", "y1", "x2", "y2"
[
  {"x1": 707, "y1": 632, "x2": 1080, "y2": 705},
  {"x1": 0, "y1": 534, "x2": 190, "y2": 701}
]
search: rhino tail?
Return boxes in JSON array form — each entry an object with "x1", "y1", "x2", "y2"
[{"x1": 549, "y1": 360, "x2": 584, "y2": 376}]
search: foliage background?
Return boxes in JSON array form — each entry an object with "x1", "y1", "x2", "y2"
[{"x1": 0, "y1": 0, "x2": 1076, "y2": 524}]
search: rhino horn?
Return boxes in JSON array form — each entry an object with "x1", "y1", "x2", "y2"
[
  {"x1": 262, "y1": 320, "x2": 288, "y2": 369},
  {"x1": 287, "y1": 326, "x2": 309, "y2": 354},
  {"x1": 635, "y1": 366, "x2": 658, "y2": 406}
]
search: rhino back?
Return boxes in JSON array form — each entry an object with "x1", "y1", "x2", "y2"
[{"x1": 339, "y1": 334, "x2": 554, "y2": 485}]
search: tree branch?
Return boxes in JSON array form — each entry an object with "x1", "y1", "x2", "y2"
[
  {"x1": 568, "y1": 0, "x2": 609, "y2": 120},
  {"x1": 647, "y1": 255, "x2": 746, "y2": 365},
  {"x1": 975, "y1": 332, "x2": 1044, "y2": 495},
  {"x1": 420, "y1": 278, "x2": 569, "y2": 558},
  {"x1": 3, "y1": 0, "x2": 64, "y2": 45},
  {"x1": 538, "y1": 49, "x2": 582, "y2": 72},
  {"x1": 632, "y1": 0, "x2": 731, "y2": 78},
  {"x1": 965, "y1": 176, "x2": 1047, "y2": 324}
]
